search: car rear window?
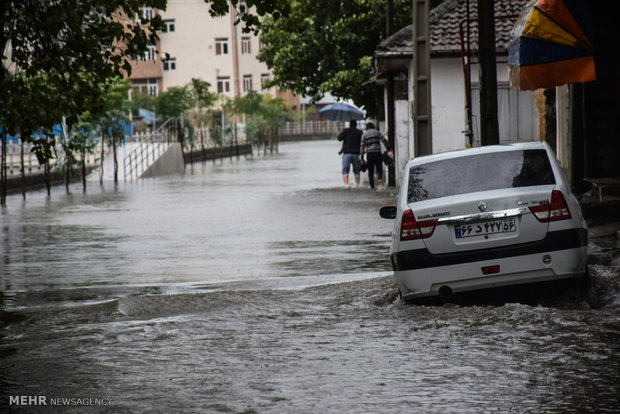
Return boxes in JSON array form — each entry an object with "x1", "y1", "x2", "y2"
[{"x1": 407, "y1": 149, "x2": 556, "y2": 203}]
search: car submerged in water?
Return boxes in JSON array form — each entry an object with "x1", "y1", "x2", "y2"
[{"x1": 380, "y1": 142, "x2": 588, "y2": 302}]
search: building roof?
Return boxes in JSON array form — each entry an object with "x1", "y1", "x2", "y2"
[{"x1": 376, "y1": 0, "x2": 529, "y2": 57}]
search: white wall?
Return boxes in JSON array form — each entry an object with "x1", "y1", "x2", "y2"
[
  {"x1": 388, "y1": 56, "x2": 541, "y2": 187},
  {"x1": 430, "y1": 57, "x2": 468, "y2": 153},
  {"x1": 394, "y1": 100, "x2": 411, "y2": 184},
  {"x1": 469, "y1": 63, "x2": 540, "y2": 145}
]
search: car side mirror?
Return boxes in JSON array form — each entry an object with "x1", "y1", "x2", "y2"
[{"x1": 380, "y1": 206, "x2": 397, "y2": 219}]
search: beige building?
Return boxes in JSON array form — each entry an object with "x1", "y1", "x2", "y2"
[{"x1": 128, "y1": 1, "x2": 298, "y2": 109}]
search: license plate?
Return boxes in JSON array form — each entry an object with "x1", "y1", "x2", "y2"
[{"x1": 455, "y1": 218, "x2": 517, "y2": 239}]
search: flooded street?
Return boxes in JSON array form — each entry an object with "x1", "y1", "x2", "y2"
[{"x1": 1, "y1": 141, "x2": 619, "y2": 413}]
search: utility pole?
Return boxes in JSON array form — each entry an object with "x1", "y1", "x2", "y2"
[
  {"x1": 386, "y1": 0, "x2": 396, "y2": 186},
  {"x1": 412, "y1": 0, "x2": 432, "y2": 156},
  {"x1": 230, "y1": 7, "x2": 241, "y2": 100},
  {"x1": 477, "y1": 0, "x2": 499, "y2": 145},
  {"x1": 230, "y1": 6, "x2": 241, "y2": 155}
]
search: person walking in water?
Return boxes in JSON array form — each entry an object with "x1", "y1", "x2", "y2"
[
  {"x1": 337, "y1": 120, "x2": 363, "y2": 189},
  {"x1": 360, "y1": 122, "x2": 390, "y2": 189}
]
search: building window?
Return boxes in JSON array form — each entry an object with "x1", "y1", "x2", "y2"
[
  {"x1": 215, "y1": 38, "x2": 229, "y2": 55},
  {"x1": 243, "y1": 75, "x2": 253, "y2": 92},
  {"x1": 132, "y1": 78, "x2": 159, "y2": 97},
  {"x1": 163, "y1": 58, "x2": 176, "y2": 71},
  {"x1": 139, "y1": 44, "x2": 157, "y2": 61},
  {"x1": 259, "y1": 40, "x2": 266, "y2": 51},
  {"x1": 241, "y1": 37, "x2": 251, "y2": 55},
  {"x1": 261, "y1": 74, "x2": 270, "y2": 90},
  {"x1": 217, "y1": 77, "x2": 231, "y2": 93},
  {"x1": 163, "y1": 19, "x2": 175, "y2": 33},
  {"x1": 138, "y1": 7, "x2": 155, "y2": 23}
]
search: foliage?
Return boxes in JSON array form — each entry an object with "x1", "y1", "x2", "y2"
[
  {"x1": 153, "y1": 79, "x2": 216, "y2": 124},
  {"x1": 209, "y1": 120, "x2": 232, "y2": 147},
  {"x1": 130, "y1": 92, "x2": 157, "y2": 114},
  {"x1": 256, "y1": 0, "x2": 413, "y2": 111},
  {"x1": 154, "y1": 86, "x2": 193, "y2": 120},
  {"x1": 70, "y1": 120, "x2": 98, "y2": 158},
  {"x1": 204, "y1": 0, "x2": 291, "y2": 32},
  {"x1": 189, "y1": 78, "x2": 217, "y2": 110},
  {"x1": 187, "y1": 78, "x2": 217, "y2": 128},
  {"x1": 235, "y1": 91, "x2": 291, "y2": 148},
  {"x1": 0, "y1": 0, "x2": 166, "y2": 154},
  {"x1": 203, "y1": 0, "x2": 443, "y2": 116}
]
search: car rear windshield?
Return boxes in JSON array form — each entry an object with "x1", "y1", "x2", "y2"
[{"x1": 407, "y1": 149, "x2": 556, "y2": 203}]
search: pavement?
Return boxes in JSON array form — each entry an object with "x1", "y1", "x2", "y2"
[{"x1": 583, "y1": 204, "x2": 620, "y2": 308}]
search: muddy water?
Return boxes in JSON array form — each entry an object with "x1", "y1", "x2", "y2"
[{"x1": 1, "y1": 141, "x2": 619, "y2": 413}]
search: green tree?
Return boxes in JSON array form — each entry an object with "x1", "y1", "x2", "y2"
[
  {"x1": 256, "y1": 0, "x2": 413, "y2": 111},
  {"x1": 70, "y1": 119, "x2": 98, "y2": 193},
  {"x1": 154, "y1": 86, "x2": 193, "y2": 120},
  {"x1": 94, "y1": 78, "x2": 132, "y2": 185},
  {"x1": 189, "y1": 78, "x2": 218, "y2": 116},
  {"x1": 236, "y1": 91, "x2": 291, "y2": 154},
  {"x1": 130, "y1": 92, "x2": 157, "y2": 122},
  {"x1": 1, "y1": 0, "x2": 165, "y2": 133},
  {"x1": 1, "y1": 0, "x2": 165, "y2": 203},
  {"x1": 155, "y1": 85, "x2": 195, "y2": 151},
  {"x1": 235, "y1": 91, "x2": 265, "y2": 147},
  {"x1": 187, "y1": 78, "x2": 217, "y2": 151}
]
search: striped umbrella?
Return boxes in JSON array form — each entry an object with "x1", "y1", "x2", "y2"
[{"x1": 508, "y1": 0, "x2": 596, "y2": 90}]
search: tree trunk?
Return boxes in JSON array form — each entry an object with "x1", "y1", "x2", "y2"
[
  {"x1": 44, "y1": 161, "x2": 51, "y2": 196},
  {"x1": 1, "y1": 131, "x2": 6, "y2": 207},
  {"x1": 113, "y1": 136, "x2": 118, "y2": 184},
  {"x1": 62, "y1": 117, "x2": 70, "y2": 194},
  {"x1": 20, "y1": 139, "x2": 25, "y2": 199},
  {"x1": 64, "y1": 144, "x2": 70, "y2": 194},
  {"x1": 82, "y1": 146, "x2": 87, "y2": 192},
  {"x1": 99, "y1": 134, "x2": 104, "y2": 185},
  {"x1": 65, "y1": 160, "x2": 70, "y2": 193}
]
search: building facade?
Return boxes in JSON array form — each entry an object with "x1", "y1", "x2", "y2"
[{"x1": 128, "y1": 0, "x2": 298, "y2": 108}]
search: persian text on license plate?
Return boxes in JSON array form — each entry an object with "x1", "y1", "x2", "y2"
[{"x1": 455, "y1": 218, "x2": 517, "y2": 239}]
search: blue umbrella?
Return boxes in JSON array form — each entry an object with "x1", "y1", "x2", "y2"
[{"x1": 319, "y1": 102, "x2": 365, "y2": 122}]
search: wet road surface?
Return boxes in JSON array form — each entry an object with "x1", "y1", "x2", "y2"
[{"x1": 1, "y1": 141, "x2": 619, "y2": 413}]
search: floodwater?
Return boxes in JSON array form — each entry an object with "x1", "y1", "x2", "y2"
[{"x1": 1, "y1": 141, "x2": 619, "y2": 413}]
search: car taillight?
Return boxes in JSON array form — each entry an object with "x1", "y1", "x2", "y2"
[
  {"x1": 529, "y1": 190, "x2": 572, "y2": 222},
  {"x1": 400, "y1": 210, "x2": 438, "y2": 240}
]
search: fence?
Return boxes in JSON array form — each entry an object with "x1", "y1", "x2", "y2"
[
  {"x1": 282, "y1": 120, "x2": 345, "y2": 137},
  {"x1": 1, "y1": 121, "x2": 332, "y2": 180},
  {"x1": 1, "y1": 141, "x2": 102, "y2": 178}
]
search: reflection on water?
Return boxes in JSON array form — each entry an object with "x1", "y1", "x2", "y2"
[{"x1": 1, "y1": 141, "x2": 619, "y2": 413}]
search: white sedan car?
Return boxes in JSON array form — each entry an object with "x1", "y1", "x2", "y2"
[{"x1": 380, "y1": 142, "x2": 588, "y2": 301}]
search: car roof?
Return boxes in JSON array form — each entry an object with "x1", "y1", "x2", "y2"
[{"x1": 407, "y1": 142, "x2": 549, "y2": 167}]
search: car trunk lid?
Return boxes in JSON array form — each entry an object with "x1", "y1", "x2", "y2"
[{"x1": 410, "y1": 187, "x2": 554, "y2": 254}]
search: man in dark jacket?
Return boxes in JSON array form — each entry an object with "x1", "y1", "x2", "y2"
[
  {"x1": 360, "y1": 122, "x2": 390, "y2": 189},
  {"x1": 337, "y1": 120, "x2": 363, "y2": 189}
]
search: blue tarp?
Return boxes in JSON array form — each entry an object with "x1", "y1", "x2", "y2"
[{"x1": 138, "y1": 108, "x2": 163, "y2": 126}]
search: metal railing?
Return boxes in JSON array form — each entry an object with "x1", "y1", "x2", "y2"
[
  {"x1": 282, "y1": 120, "x2": 345, "y2": 136},
  {"x1": 123, "y1": 141, "x2": 169, "y2": 180}
]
